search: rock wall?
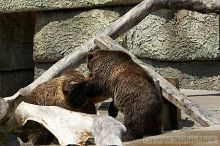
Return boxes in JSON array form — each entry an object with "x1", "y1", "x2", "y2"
[
  {"x1": 127, "y1": 10, "x2": 219, "y2": 61},
  {"x1": 33, "y1": 7, "x2": 219, "y2": 90},
  {"x1": 0, "y1": 0, "x2": 141, "y2": 12},
  {"x1": 0, "y1": 13, "x2": 35, "y2": 96},
  {"x1": 0, "y1": 1, "x2": 219, "y2": 92}
]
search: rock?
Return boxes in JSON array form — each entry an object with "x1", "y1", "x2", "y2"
[
  {"x1": 35, "y1": 59, "x2": 220, "y2": 91},
  {"x1": 0, "y1": 0, "x2": 141, "y2": 13},
  {"x1": 141, "y1": 58, "x2": 220, "y2": 90},
  {"x1": 34, "y1": 63, "x2": 89, "y2": 79},
  {"x1": 126, "y1": 9, "x2": 219, "y2": 61},
  {"x1": 0, "y1": 13, "x2": 35, "y2": 71},
  {"x1": 34, "y1": 8, "x2": 127, "y2": 62}
]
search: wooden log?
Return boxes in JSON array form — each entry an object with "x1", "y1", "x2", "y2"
[
  {"x1": 15, "y1": 102, "x2": 94, "y2": 145},
  {"x1": 163, "y1": 77, "x2": 181, "y2": 130},
  {"x1": 94, "y1": 36, "x2": 220, "y2": 127}
]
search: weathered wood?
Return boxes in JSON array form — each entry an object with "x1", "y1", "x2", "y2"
[
  {"x1": 0, "y1": 98, "x2": 8, "y2": 121},
  {"x1": 94, "y1": 36, "x2": 220, "y2": 127},
  {"x1": 6, "y1": 101, "x2": 124, "y2": 146},
  {"x1": 15, "y1": 102, "x2": 94, "y2": 146},
  {"x1": 163, "y1": 78, "x2": 181, "y2": 130}
]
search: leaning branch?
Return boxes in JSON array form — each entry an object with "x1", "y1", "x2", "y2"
[{"x1": 94, "y1": 36, "x2": 220, "y2": 127}]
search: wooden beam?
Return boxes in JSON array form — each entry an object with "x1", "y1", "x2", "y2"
[
  {"x1": 163, "y1": 77, "x2": 181, "y2": 130},
  {"x1": 94, "y1": 36, "x2": 220, "y2": 127}
]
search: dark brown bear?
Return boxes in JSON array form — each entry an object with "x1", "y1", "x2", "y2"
[{"x1": 86, "y1": 49, "x2": 162, "y2": 141}]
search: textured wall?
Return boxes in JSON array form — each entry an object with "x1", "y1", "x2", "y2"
[
  {"x1": 34, "y1": 8, "x2": 127, "y2": 62},
  {"x1": 0, "y1": 13, "x2": 35, "y2": 96},
  {"x1": 34, "y1": 9, "x2": 219, "y2": 62},
  {"x1": 33, "y1": 7, "x2": 220, "y2": 90},
  {"x1": 34, "y1": 59, "x2": 220, "y2": 91},
  {"x1": 34, "y1": 63, "x2": 89, "y2": 79},
  {"x1": 0, "y1": 13, "x2": 35, "y2": 70},
  {"x1": 126, "y1": 9, "x2": 219, "y2": 61},
  {"x1": 0, "y1": 0, "x2": 141, "y2": 13},
  {"x1": 141, "y1": 59, "x2": 220, "y2": 90},
  {"x1": 0, "y1": 1, "x2": 218, "y2": 90}
]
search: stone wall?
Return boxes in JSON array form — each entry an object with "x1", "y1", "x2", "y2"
[
  {"x1": 0, "y1": 12, "x2": 35, "y2": 96},
  {"x1": 33, "y1": 7, "x2": 219, "y2": 90},
  {"x1": 0, "y1": 1, "x2": 219, "y2": 92}
]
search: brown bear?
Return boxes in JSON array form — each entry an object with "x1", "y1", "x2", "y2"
[
  {"x1": 21, "y1": 69, "x2": 110, "y2": 144},
  {"x1": 25, "y1": 69, "x2": 105, "y2": 114},
  {"x1": 84, "y1": 49, "x2": 163, "y2": 141}
]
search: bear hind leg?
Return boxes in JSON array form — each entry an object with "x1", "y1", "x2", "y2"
[{"x1": 122, "y1": 108, "x2": 145, "y2": 141}]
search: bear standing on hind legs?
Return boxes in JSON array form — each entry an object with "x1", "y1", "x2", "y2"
[{"x1": 86, "y1": 49, "x2": 163, "y2": 141}]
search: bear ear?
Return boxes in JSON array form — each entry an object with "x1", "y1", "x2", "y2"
[{"x1": 87, "y1": 52, "x2": 94, "y2": 61}]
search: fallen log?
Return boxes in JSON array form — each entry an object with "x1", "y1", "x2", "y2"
[
  {"x1": 94, "y1": 36, "x2": 220, "y2": 127},
  {"x1": 1, "y1": 100, "x2": 125, "y2": 146},
  {"x1": 14, "y1": 102, "x2": 94, "y2": 146}
]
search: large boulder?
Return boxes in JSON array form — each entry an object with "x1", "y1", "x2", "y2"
[
  {"x1": 0, "y1": 0, "x2": 141, "y2": 13},
  {"x1": 142, "y1": 59, "x2": 220, "y2": 90},
  {"x1": 126, "y1": 10, "x2": 219, "y2": 61},
  {"x1": 34, "y1": 8, "x2": 127, "y2": 62}
]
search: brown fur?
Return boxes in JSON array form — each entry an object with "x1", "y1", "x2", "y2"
[
  {"x1": 21, "y1": 69, "x2": 109, "y2": 145},
  {"x1": 25, "y1": 69, "x2": 100, "y2": 114},
  {"x1": 86, "y1": 50, "x2": 162, "y2": 141}
]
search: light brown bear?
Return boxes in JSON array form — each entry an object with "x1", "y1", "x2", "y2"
[
  {"x1": 21, "y1": 69, "x2": 110, "y2": 144},
  {"x1": 25, "y1": 69, "x2": 107, "y2": 114}
]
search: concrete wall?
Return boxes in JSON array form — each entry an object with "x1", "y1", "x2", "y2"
[
  {"x1": 0, "y1": 1, "x2": 219, "y2": 93},
  {"x1": 0, "y1": 12, "x2": 35, "y2": 96}
]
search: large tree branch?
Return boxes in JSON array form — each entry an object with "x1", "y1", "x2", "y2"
[
  {"x1": 15, "y1": 102, "x2": 94, "y2": 146},
  {"x1": 156, "y1": 0, "x2": 220, "y2": 14},
  {"x1": 94, "y1": 36, "x2": 220, "y2": 127}
]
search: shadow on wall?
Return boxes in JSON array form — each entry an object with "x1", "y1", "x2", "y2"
[{"x1": 0, "y1": 12, "x2": 36, "y2": 97}]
